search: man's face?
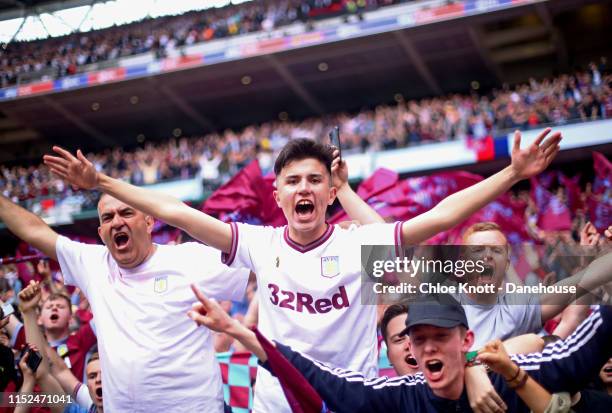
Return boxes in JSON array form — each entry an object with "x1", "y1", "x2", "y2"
[
  {"x1": 274, "y1": 158, "x2": 336, "y2": 235},
  {"x1": 600, "y1": 358, "x2": 612, "y2": 385},
  {"x1": 409, "y1": 325, "x2": 473, "y2": 399},
  {"x1": 463, "y1": 230, "x2": 509, "y2": 290},
  {"x1": 385, "y1": 314, "x2": 419, "y2": 376},
  {"x1": 86, "y1": 359, "x2": 103, "y2": 410},
  {"x1": 97, "y1": 195, "x2": 154, "y2": 268},
  {"x1": 39, "y1": 298, "x2": 71, "y2": 333}
]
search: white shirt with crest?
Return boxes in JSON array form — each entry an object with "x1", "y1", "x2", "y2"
[
  {"x1": 55, "y1": 236, "x2": 250, "y2": 413},
  {"x1": 222, "y1": 222, "x2": 403, "y2": 413}
]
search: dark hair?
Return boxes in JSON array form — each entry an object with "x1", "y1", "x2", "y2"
[
  {"x1": 42, "y1": 293, "x2": 72, "y2": 313},
  {"x1": 87, "y1": 352, "x2": 100, "y2": 366},
  {"x1": 273, "y1": 138, "x2": 333, "y2": 176},
  {"x1": 380, "y1": 304, "x2": 409, "y2": 345}
]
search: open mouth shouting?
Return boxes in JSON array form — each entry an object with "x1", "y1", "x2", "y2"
[
  {"x1": 112, "y1": 231, "x2": 131, "y2": 251},
  {"x1": 95, "y1": 387, "x2": 103, "y2": 401},
  {"x1": 294, "y1": 199, "x2": 315, "y2": 221},
  {"x1": 405, "y1": 354, "x2": 418, "y2": 369},
  {"x1": 476, "y1": 265, "x2": 495, "y2": 285},
  {"x1": 49, "y1": 313, "x2": 60, "y2": 323},
  {"x1": 423, "y1": 359, "x2": 445, "y2": 382}
]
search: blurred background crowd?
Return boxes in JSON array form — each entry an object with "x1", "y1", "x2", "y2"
[
  {"x1": 1, "y1": 0, "x2": 402, "y2": 87},
  {"x1": 2, "y1": 65, "x2": 610, "y2": 207}
]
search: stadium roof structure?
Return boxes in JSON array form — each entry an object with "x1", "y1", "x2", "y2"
[
  {"x1": 0, "y1": 0, "x2": 55, "y2": 12},
  {"x1": 0, "y1": 0, "x2": 609, "y2": 164},
  {"x1": 0, "y1": 0, "x2": 250, "y2": 42},
  {"x1": 0, "y1": 0, "x2": 89, "y2": 19}
]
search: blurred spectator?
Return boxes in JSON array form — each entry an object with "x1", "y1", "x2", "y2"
[
  {"x1": 0, "y1": 277, "x2": 15, "y2": 306},
  {"x1": 8, "y1": 290, "x2": 97, "y2": 383}
]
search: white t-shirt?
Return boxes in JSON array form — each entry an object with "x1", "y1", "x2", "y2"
[
  {"x1": 222, "y1": 222, "x2": 403, "y2": 413},
  {"x1": 458, "y1": 292, "x2": 542, "y2": 349},
  {"x1": 56, "y1": 236, "x2": 250, "y2": 413}
]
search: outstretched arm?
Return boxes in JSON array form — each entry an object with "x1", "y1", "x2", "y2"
[
  {"x1": 188, "y1": 284, "x2": 267, "y2": 360},
  {"x1": 511, "y1": 305, "x2": 612, "y2": 395},
  {"x1": 401, "y1": 128, "x2": 561, "y2": 245},
  {"x1": 332, "y1": 148, "x2": 384, "y2": 225},
  {"x1": 18, "y1": 281, "x2": 67, "y2": 413},
  {"x1": 188, "y1": 285, "x2": 404, "y2": 413},
  {"x1": 0, "y1": 195, "x2": 58, "y2": 261},
  {"x1": 44, "y1": 147, "x2": 232, "y2": 253},
  {"x1": 540, "y1": 250, "x2": 612, "y2": 323}
]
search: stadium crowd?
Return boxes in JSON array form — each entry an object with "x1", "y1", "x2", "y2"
[
  {"x1": 1, "y1": 0, "x2": 400, "y2": 87},
  {"x1": 1, "y1": 66, "x2": 611, "y2": 207},
  {"x1": 0, "y1": 131, "x2": 611, "y2": 412}
]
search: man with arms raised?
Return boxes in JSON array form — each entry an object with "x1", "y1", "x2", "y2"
[
  {"x1": 0, "y1": 192, "x2": 250, "y2": 412},
  {"x1": 460, "y1": 222, "x2": 612, "y2": 348},
  {"x1": 45, "y1": 128, "x2": 561, "y2": 412}
]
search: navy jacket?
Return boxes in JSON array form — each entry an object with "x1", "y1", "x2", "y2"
[{"x1": 268, "y1": 306, "x2": 611, "y2": 413}]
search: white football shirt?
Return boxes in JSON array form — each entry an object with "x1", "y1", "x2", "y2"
[
  {"x1": 55, "y1": 236, "x2": 250, "y2": 413},
  {"x1": 222, "y1": 222, "x2": 403, "y2": 413}
]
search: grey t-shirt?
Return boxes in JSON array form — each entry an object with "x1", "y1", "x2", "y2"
[{"x1": 457, "y1": 291, "x2": 542, "y2": 349}]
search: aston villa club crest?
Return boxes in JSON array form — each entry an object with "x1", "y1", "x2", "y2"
[
  {"x1": 154, "y1": 276, "x2": 168, "y2": 293},
  {"x1": 321, "y1": 256, "x2": 340, "y2": 278},
  {"x1": 57, "y1": 344, "x2": 68, "y2": 358}
]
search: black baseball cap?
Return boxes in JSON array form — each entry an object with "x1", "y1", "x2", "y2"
[{"x1": 400, "y1": 295, "x2": 469, "y2": 336}]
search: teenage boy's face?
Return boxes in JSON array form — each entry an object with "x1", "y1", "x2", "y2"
[
  {"x1": 274, "y1": 158, "x2": 336, "y2": 234},
  {"x1": 385, "y1": 314, "x2": 419, "y2": 376},
  {"x1": 409, "y1": 325, "x2": 473, "y2": 399},
  {"x1": 40, "y1": 298, "x2": 71, "y2": 333},
  {"x1": 86, "y1": 359, "x2": 103, "y2": 409}
]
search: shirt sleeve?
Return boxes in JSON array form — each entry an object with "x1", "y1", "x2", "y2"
[
  {"x1": 353, "y1": 222, "x2": 404, "y2": 281},
  {"x1": 353, "y1": 222, "x2": 403, "y2": 250},
  {"x1": 74, "y1": 382, "x2": 94, "y2": 409},
  {"x1": 270, "y1": 342, "x2": 413, "y2": 413},
  {"x1": 181, "y1": 242, "x2": 250, "y2": 301},
  {"x1": 513, "y1": 305, "x2": 612, "y2": 394},
  {"x1": 221, "y1": 222, "x2": 275, "y2": 270},
  {"x1": 55, "y1": 236, "x2": 105, "y2": 297},
  {"x1": 10, "y1": 321, "x2": 24, "y2": 350}
]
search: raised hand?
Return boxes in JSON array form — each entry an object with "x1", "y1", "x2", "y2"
[
  {"x1": 477, "y1": 339, "x2": 516, "y2": 380},
  {"x1": 188, "y1": 284, "x2": 236, "y2": 334},
  {"x1": 580, "y1": 221, "x2": 600, "y2": 246},
  {"x1": 510, "y1": 128, "x2": 562, "y2": 180},
  {"x1": 18, "y1": 280, "x2": 42, "y2": 313},
  {"x1": 37, "y1": 259, "x2": 51, "y2": 279},
  {"x1": 43, "y1": 146, "x2": 98, "y2": 190},
  {"x1": 331, "y1": 148, "x2": 348, "y2": 190}
]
